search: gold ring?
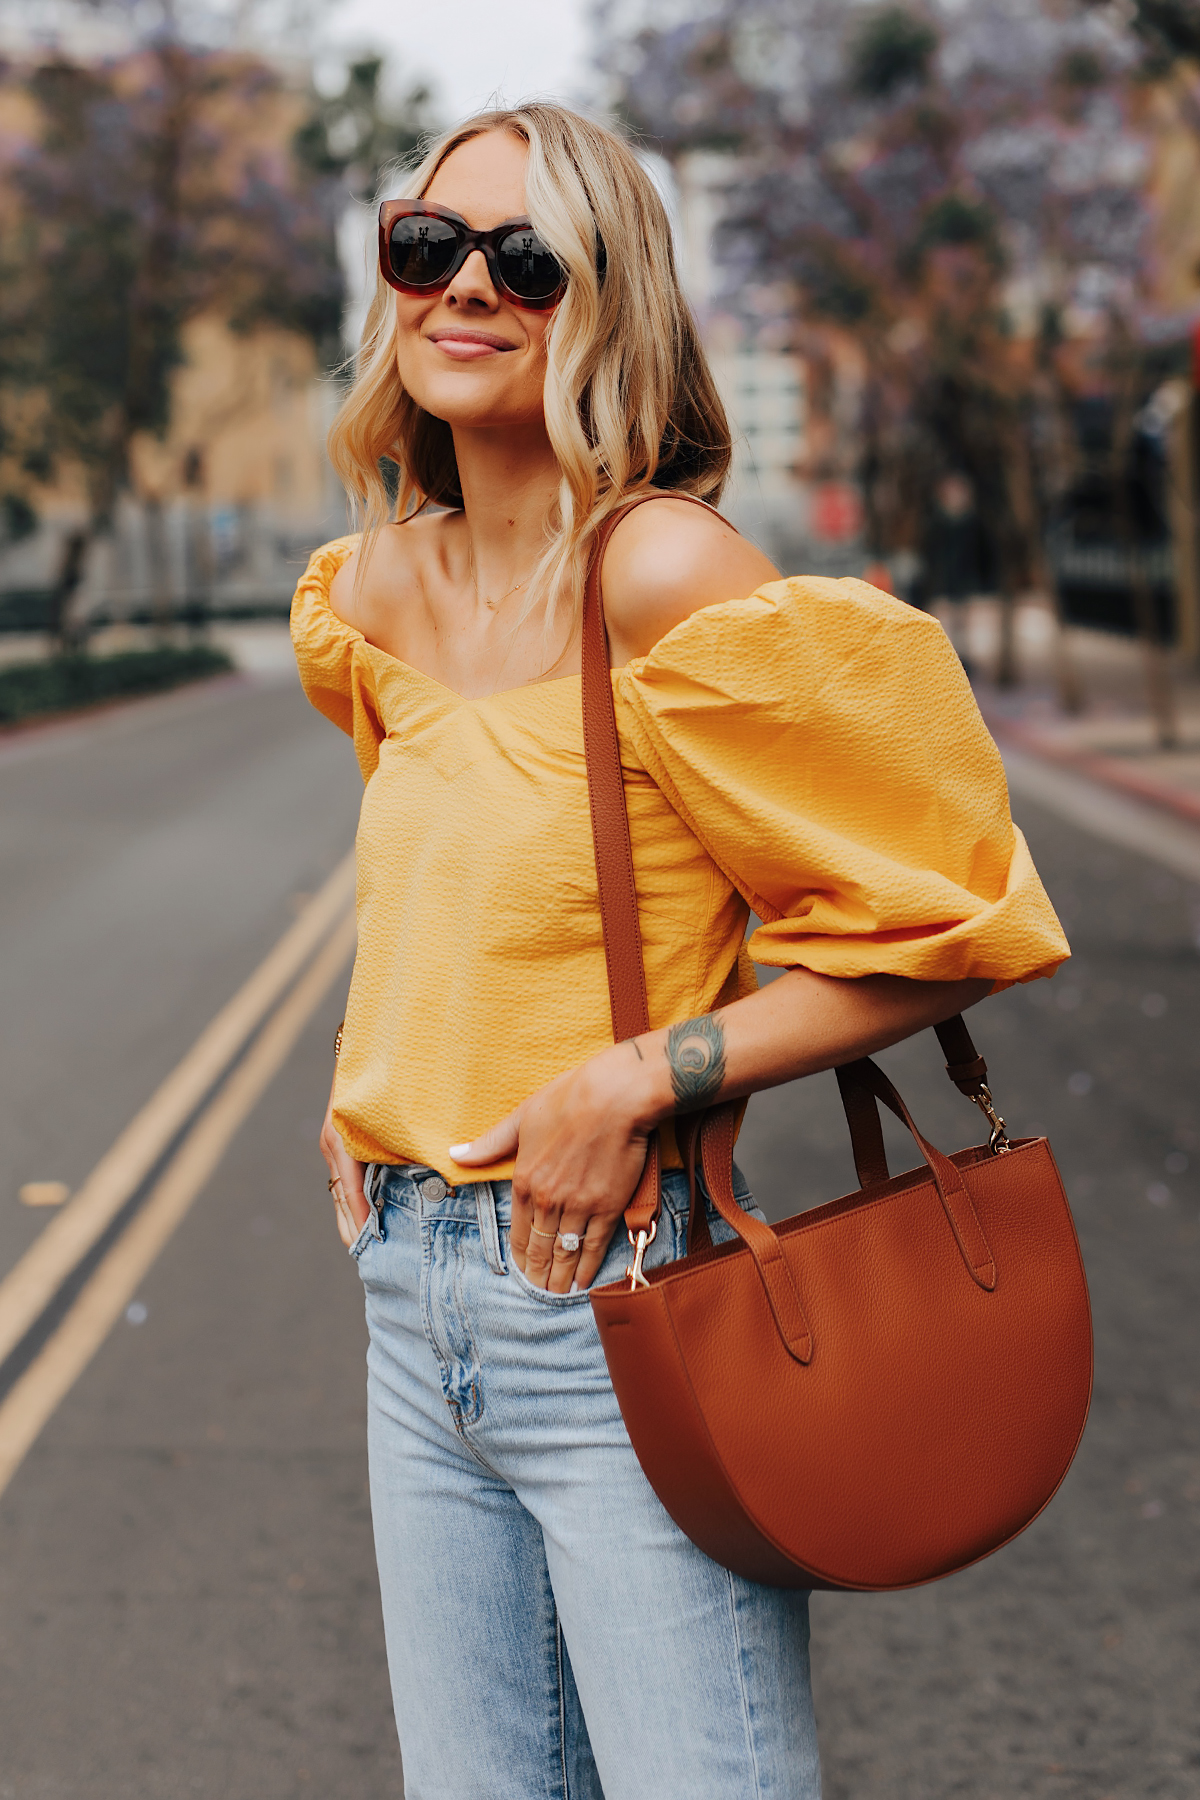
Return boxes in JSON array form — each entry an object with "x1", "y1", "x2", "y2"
[
  {"x1": 529, "y1": 1224, "x2": 557, "y2": 1239},
  {"x1": 327, "y1": 1177, "x2": 337, "y2": 1192}
]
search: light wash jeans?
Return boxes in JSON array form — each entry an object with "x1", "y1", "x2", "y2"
[{"x1": 353, "y1": 1160, "x2": 822, "y2": 1800}]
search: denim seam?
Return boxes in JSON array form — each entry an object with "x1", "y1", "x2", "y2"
[
  {"x1": 415, "y1": 1217, "x2": 502, "y2": 1475},
  {"x1": 349, "y1": 1207, "x2": 381, "y2": 1260},
  {"x1": 725, "y1": 1568, "x2": 767, "y2": 1800},
  {"x1": 447, "y1": 1406, "x2": 504, "y2": 1475},
  {"x1": 451, "y1": 1227, "x2": 484, "y2": 1427},
  {"x1": 418, "y1": 1216, "x2": 476, "y2": 1446},
  {"x1": 555, "y1": 1614, "x2": 569, "y2": 1800}
]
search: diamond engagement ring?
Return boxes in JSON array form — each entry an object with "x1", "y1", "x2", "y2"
[{"x1": 557, "y1": 1231, "x2": 582, "y2": 1254}]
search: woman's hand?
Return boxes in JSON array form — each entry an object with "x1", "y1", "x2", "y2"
[
  {"x1": 320, "y1": 1069, "x2": 369, "y2": 1248},
  {"x1": 449, "y1": 968, "x2": 995, "y2": 1293},
  {"x1": 451, "y1": 1043, "x2": 657, "y2": 1293}
]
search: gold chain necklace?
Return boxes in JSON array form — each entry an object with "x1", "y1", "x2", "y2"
[{"x1": 471, "y1": 554, "x2": 534, "y2": 612}]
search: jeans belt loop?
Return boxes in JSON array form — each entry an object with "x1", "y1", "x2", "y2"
[
  {"x1": 363, "y1": 1163, "x2": 383, "y2": 1240},
  {"x1": 476, "y1": 1181, "x2": 506, "y2": 1276}
]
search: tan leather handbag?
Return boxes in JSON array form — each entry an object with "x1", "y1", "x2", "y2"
[{"x1": 583, "y1": 496, "x2": 1094, "y2": 1592}]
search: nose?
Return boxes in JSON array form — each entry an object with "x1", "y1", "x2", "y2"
[{"x1": 444, "y1": 246, "x2": 500, "y2": 311}]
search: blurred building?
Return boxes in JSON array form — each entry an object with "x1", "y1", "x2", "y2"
[
  {"x1": 0, "y1": 36, "x2": 347, "y2": 637},
  {"x1": 666, "y1": 61, "x2": 1200, "y2": 650},
  {"x1": 673, "y1": 151, "x2": 864, "y2": 575},
  {"x1": 0, "y1": 317, "x2": 344, "y2": 631}
]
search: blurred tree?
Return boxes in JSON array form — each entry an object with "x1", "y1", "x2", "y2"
[
  {"x1": 1108, "y1": 0, "x2": 1200, "y2": 72},
  {"x1": 294, "y1": 53, "x2": 436, "y2": 202},
  {"x1": 601, "y1": 0, "x2": 1154, "y2": 704},
  {"x1": 847, "y1": 6, "x2": 938, "y2": 97},
  {"x1": 0, "y1": 38, "x2": 343, "y2": 640}
]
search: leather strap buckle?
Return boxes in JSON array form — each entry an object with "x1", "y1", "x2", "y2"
[
  {"x1": 973, "y1": 1084, "x2": 1011, "y2": 1154},
  {"x1": 625, "y1": 1220, "x2": 656, "y2": 1290}
]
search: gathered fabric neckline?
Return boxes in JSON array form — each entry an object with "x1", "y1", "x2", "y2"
[
  {"x1": 316, "y1": 534, "x2": 591, "y2": 707},
  {"x1": 312, "y1": 532, "x2": 771, "y2": 709},
  {"x1": 357, "y1": 635, "x2": 586, "y2": 708}
]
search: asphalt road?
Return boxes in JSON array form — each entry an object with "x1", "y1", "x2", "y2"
[
  {"x1": 0, "y1": 672, "x2": 361, "y2": 1284},
  {"x1": 0, "y1": 662, "x2": 1197, "y2": 1799}
]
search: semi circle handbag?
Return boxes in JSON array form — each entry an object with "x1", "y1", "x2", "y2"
[{"x1": 583, "y1": 496, "x2": 1094, "y2": 1592}]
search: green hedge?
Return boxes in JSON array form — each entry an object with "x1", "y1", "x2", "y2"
[{"x1": 0, "y1": 644, "x2": 235, "y2": 726}]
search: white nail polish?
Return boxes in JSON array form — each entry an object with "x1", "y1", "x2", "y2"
[
  {"x1": 448, "y1": 1144, "x2": 471, "y2": 1159},
  {"x1": 569, "y1": 1280, "x2": 579, "y2": 1294}
]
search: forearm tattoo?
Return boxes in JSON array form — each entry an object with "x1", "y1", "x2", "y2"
[{"x1": 665, "y1": 1013, "x2": 727, "y2": 1110}]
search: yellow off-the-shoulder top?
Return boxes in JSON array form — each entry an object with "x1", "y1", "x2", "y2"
[{"x1": 292, "y1": 536, "x2": 1068, "y2": 1179}]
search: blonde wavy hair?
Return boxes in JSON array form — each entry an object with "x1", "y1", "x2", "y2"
[{"x1": 327, "y1": 102, "x2": 731, "y2": 632}]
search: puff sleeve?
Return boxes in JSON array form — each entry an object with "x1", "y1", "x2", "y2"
[
  {"x1": 614, "y1": 576, "x2": 1069, "y2": 987},
  {"x1": 290, "y1": 536, "x2": 385, "y2": 783}
]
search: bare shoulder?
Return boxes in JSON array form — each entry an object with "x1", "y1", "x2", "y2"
[
  {"x1": 327, "y1": 514, "x2": 446, "y2": 633},
  {"x1": 602, "y1": 496, "x2": 780, "y2": 663}
]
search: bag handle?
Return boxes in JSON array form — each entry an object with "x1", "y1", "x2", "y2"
[
  {"x1": 696, "y1": 1060, "x2": 997, "y2": 1297},
  {"x1": 832, "y1": 1059, "x2": 997, "y2": 1288},
  {"x1": 837, "y1": 1016, "x2": 1006, "y2": 1190}
]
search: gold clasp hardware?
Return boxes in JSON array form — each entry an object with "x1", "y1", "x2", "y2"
[
  {"x1": 625, "y1": 1220, "x2": 657, "y2": 1291},
  {"x1": 974, "y1": 1084, "x2": 1011, "y2": 1155}
]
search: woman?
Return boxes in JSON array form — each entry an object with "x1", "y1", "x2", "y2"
[{"x1": 293, "y1": 104, "x2": 1068, "y2": 1800}]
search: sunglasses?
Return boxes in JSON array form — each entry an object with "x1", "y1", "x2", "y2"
[{"x1": 378, "y1": 199, "x2": 567, "y2": 310}]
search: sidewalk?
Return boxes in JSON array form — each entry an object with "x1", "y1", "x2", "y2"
[
  {"x1": 0, "y1": 617, "x2": 298, "y2": 678},
  {"x1": 948, "y1": 598, "x2": 1200, "y2": 828}
]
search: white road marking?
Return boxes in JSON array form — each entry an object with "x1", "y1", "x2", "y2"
[
  {"x1": 0, "y1": 850, "x2": 354, "y2": 1369},
  {"x1": 0, "y1": 909, "x2": 356, "y2": 1499},
  {"x1": 1002, "y1": 747, "x2": 1200, "y2": 886}
]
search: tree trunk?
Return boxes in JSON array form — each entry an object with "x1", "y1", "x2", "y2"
[
  {"x1": 1126, "y1": 545, "x2": 1179, "y2": 750},
  {"x1": 1000, "y1": 407, "x2": 1082, "y2": 710},
  {"x1": 46, "y1": 527, "x2": 90, "y2": 653},
  {"x1": 995, "y1": 591, "x2": 1019, "y2": 688},
  {"x1": 1111, "y1": 324, "x2": 1178, "y2": 751},
  {"x1": 144, "y1": 497, "x2": 174, "y2": 634}
]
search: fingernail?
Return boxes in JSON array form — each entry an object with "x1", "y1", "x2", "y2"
[
  {"x1": 569, "y1": 1280, "x2": 580, "y2": 1294},
  {"x1": 448, "y1": 1144, "x2": 471, "y2": 1159}
]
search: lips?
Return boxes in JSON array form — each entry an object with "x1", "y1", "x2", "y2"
[{"x1": 427, "y1": 328, "x2": 516, "y2": 355}]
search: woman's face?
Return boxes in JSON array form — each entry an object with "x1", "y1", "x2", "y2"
[{"x1": 392, "y1": 131, "x2": 556, "y2": 433}]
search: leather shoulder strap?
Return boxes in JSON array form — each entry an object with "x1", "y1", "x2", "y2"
[
  {"x1": 581, "y1": 495, "x2": 992, "y2": 1243},
  {"x1": 934, "y1": 1014, "x2": 989, "y2": 1096},
  {"x1": 580, "y1": 490, "x2": 727, "y2": 1233},
  {"x1": 580, "y1": 491, "x2": 727, "y2": 1043}
]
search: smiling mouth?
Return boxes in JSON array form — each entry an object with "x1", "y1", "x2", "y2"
[{"x1": 427, "y1": 328, "x2": 516, "y2": 353}]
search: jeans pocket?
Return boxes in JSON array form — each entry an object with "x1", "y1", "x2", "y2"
[
  {"x1": 349, "y1": 1206, "x2": 381, "y2": 1262},
  {"x1": 507, "y1": 1253, "x2": 595, "y2": 1305}
]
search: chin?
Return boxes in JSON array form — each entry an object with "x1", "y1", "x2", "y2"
[{"x1": 408, "y1": 380, "x2": 543, "y2": 434}]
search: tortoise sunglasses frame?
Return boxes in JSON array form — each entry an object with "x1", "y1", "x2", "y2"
[{"x1": 377, "y1": 199, "x2": 567, "y2": 312}]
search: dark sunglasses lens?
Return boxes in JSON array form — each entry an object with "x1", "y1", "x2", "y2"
[
  {"x1": 496, "y1": 227, "x2": 563, "y2": 299},
  {"x1": 388, "y1": 215, "x2": 460, "y2": 287}
]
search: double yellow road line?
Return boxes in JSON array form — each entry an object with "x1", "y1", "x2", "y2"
[{"x1": 0, "y1": 853, "x2": 357, "y2": 1498}]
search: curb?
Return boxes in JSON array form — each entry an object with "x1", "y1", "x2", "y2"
[
  {"x1": 0, "y1": 670, "x2": 249, "y2": 750},
  {"x1": 986, "y1": 715, "x2": 1200, "y2": 831}
]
